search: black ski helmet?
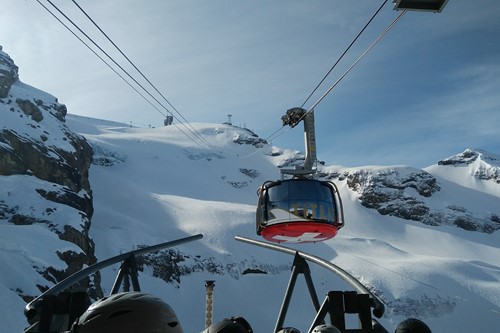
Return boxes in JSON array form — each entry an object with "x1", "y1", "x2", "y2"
[
  {"x1": 72, "y1": 292, "x2": 183, "y2": 333},
  {"x1": 277, "y1": 327, "x2": 301, "y2": 333},
  {"x1": 312, "y1": 324, "x2": 342, "y2": 333},
  {"x1": 395, "y1": 318, "x2": 432, "y2": 333},
  {"x1": 202, "y1": 316, "x2": 253, "y2": 333}
]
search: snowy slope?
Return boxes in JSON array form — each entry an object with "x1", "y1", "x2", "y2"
[
  {"x1": 2, "y1": 114, "x2": 499, "y2": 333},
  {"x1": 71, "y1": 116, "x2": 500, "y2": 333},
  {"x1": 425, "y1": 149, "x2": 500, "y2": 198}
]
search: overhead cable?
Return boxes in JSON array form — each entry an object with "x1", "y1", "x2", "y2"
[
  {"x1": 37, "y1": 0, "x2": 205, "y2": 150},
  {"x1": 34, "y1": 1, "x2": 166, "y2": 117},
  {"x1": 70, "y1": 0, "x2": 212, "y2": 148},
  {"x1": 307, "y1": 10, "x2": 406, "y2": 112},
  {"x1": 299, "y1": 0, "x2": 389, "y2": 110},
  {"x1": 264, "y1": 5, "x2": 405, "y2": 145},
  {"x1": 40, "y1": 0, "x2": 211, "y2": 150}
]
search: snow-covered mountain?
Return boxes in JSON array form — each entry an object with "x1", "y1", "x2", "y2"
[{"x1": 1, "y1": 48, "x2": 500, "y2": 333}]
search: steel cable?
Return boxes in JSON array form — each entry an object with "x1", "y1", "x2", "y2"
[
  {"x1": 70, "y1": 0, "x2": 212, "y2": 148},
  {"x1": 40, "y1": 0, "x2": 211, "y2": 150}
]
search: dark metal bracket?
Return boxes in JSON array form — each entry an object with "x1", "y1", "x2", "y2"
[
  {"x1": 274, "y1": 253, "x2": 322, "y2": 332},
  {"x1": 24, "y1": 234, "x2": 203, "y2": 333}
]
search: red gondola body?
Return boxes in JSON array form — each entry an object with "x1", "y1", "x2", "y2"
[{"x1": 256, "y1": 178, "x2": 344, "y2": 243}]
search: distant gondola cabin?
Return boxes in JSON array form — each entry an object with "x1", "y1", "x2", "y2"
[{"x1": 256, "y1": 178, "x2": 344, "y2": 243}]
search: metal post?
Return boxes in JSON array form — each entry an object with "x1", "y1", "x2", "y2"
[
  {"x1": 303, "y1": 111, "x2": 317, "y2": 171},
  {"x1": 274, "y1": 253, "x2": 322, "y2": 333},
  {"x1": 281, "y1": 107, "x2": 317, "y2": 174},
  {"x1": 205, "y1": 280, "x2": 216, "y2": 328}
]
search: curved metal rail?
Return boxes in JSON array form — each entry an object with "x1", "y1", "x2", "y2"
[
  {"x1": 25, "y1": 234, "x2": 203, "y2": 317},
  {"x1": 234, "y1": 235, "x2": 384, "y2": 318}
]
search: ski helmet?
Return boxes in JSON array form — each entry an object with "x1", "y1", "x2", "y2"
[
  {"x1": 72, "y1": 292, "x2": 183, "y2": 333},
  {"x1": 277, "y1": 327, "x2": 301, "y2": 333},
  {"x1": 395, "y1": 318, "x2": 432, "y2": 333},
  {"x1": 312, "y1": 324, "x2": 341, "y2": 333},
  {"x1": 202, "y1": 316, "x2": 253, "y2": 333}
]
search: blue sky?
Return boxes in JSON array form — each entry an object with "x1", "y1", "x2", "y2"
[{"x1": 1, "y1": 0, "x2": 499, "y2": 167}]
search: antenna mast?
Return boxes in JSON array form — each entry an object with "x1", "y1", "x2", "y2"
[{"x1": 204, "y1": 280, "x2": 216, "y2": 328}]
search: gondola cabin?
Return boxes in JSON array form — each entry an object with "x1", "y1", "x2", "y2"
[{"x1": 256, "y1": 178, "x2": 344, "y2": 243}]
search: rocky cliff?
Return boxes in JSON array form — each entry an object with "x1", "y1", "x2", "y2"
[
  {"x1": 437, "y1": 148, "x2": 500, "y2": 184},
  {"x1": 317, "y1": 151, "x2": 500, "y2": 234},
  {"x1": 0, "y1": 47, "x2": 102, "y2": 300}
]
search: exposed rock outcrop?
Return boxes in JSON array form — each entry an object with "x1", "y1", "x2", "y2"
[
  {"x1": 0, "y1": 46, "x2": 19, "y2": 98},
  {"x1": 0, "y1": 47, "x2": 102, "y2": 300},
  {"x1": 345, "y1": 168, "x2": 440, "y2": 220},
  {"x1": 322, "y1": 165, "x2": 499, "y2": 233},
  {"x1": 137, "y1": 247, "x2": 290, "y2": 285},
  {"x1": 438, "y1": 149, "x2": 500, "y2": 184},
  {"x1": 229, "y1": 127, "x2": 267, "y2": 148}
]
